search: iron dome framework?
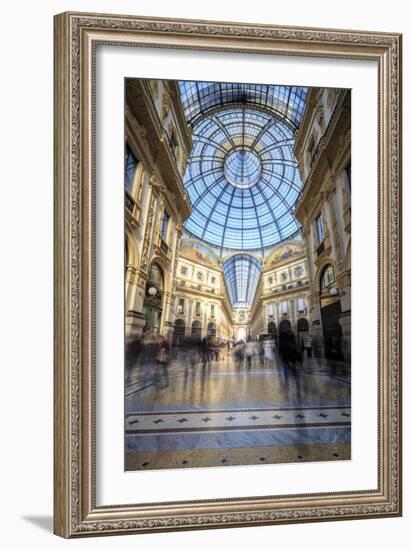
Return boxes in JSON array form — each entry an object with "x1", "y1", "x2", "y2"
[{"x1": 179, "y1": 81, "x2": 307, "y2": 254}]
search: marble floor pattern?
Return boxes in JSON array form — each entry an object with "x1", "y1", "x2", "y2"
[{"x1": 125, "y1": 352, "x2": 351, "y2": 471}]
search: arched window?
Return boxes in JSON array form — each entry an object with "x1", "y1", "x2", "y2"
[
  {"x1": 297, "y1": 318, "x2": 309, "y2": 332},
  {"x1": 148, "y1": 263, "x2": 164, "y2": 291},
  {"x1": 191, "y1": 320, "x2": 202, "y2": 338},
  {"x1": 207, "y1": 322, "x2": 216, "y2": 337},
  {"x1": 320, "y1": 264, "x2": 335, "y2": 290},
  {"x1": 279, "y1": 319, "x2": 291, "y2": 332},
  {"x1": 173, "y1": 319, "x2": 185, "y2": 337}
]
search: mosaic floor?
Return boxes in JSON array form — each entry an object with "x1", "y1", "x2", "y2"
[{"x1": 125, "y1": 352, "x2": 351, "y2": 471}]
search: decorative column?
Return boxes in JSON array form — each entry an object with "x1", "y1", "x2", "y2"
[
  {"x1": 325, "y1": 186, "x2": 345, "y2": 274},
  {"x1": 140, "y1": 175, "x2": 167, "y2": 273},
  {"x1": 308, "y1": 291, "x2": 323, "y2": 343},
  {"x1": 337, "y1": 271, "x2": 351, "y2": 364},
  {"x1": 186, "y1": 300, "x2": 194, "y2": 337},
  {"x1": 290, "y1": 297, "x2": 297, "y2": 335},
  {"x1": 161, "y1": 222, "x2": 183, "y2": 344},
  {"x1": 341, "y1": 177, "x2": 351, "y2": 234},
  {"x1": 125, "y1": 270, "x2": 148, "y2": 344},
  {"x1": 327, "y1": 185, "x2": 351, "y2": 362}
]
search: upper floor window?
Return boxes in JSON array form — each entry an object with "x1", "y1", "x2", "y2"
[
  {"x1": 211, "y1": 276, "x2": 216, "y2": 285},
  {"x1": 267, "y1": 303, "x2": 274, "y2": 317},
  {"x1": 281, "y1": 301, "x2": 289, "y2": 314},
  {"x1": 161, "y1": 210, "x2": 170, "y2": 240},
  {"x1": 124, "y1": 145, "x2": 138, "y2": 191},
  {"x1": 210, "y1": 304, "x2": 215, "y2": 318},
  {"x1": 297, "y1": 297, "x2": 306, "y2": 312},
  {"x1": 180, "y1": 266, "x2": 187, "y2": 276},
  {"x1": 177, "y1": 298, "x2": 185, "y2": 314},
  {"x1": 294, "y1": 265, "x2": 303, "y2": 277},
  {"x1": 267, "y1": 276, "x2": 273, "y2": 286},
  {"x1": 195, "y1": 302, "x2": 201, "y2": 316},
  {"x1": 316, "y1": 213, "x2": 324, "y2": 243},
  {"x1": 320, "y1": 264, "x2": 335, "y2": 290},
  {"x1": 197, "y1": 271, "x2": 203, "y2": 281}
]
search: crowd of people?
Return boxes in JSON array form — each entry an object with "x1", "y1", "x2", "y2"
[{"x1": 126, "y1": 327, "x2": 332, "y2": 392}]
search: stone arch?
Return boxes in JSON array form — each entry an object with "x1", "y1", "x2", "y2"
[
  {"x1": 207, "y1": 322, "x2": 216, "y2": 337},
  {"x1": 148, "y1": 255, "x2": 170, "y2": 295},
  {"x1": 173, "y1": 318, "x2": 185, "y2": 334},
  {"x1": 236, "y1": 327, "x2": 247, "y2": 342},
  {"x1": 297, "y1": 318, "x2": 309, "y2": 331},
  {"x1": 319, "y1": 264, "x2": 336, "y2": 292},
  {"x1": 314, "y1": 258, "x2": 338, "y2": 294},
  {"x1": 279, "y1": 319, "x2": 291, "y2": 333},
  {"x1": 191, "y1": 320, "x2": 202, "y2": 339},
  {"x1": 173, "y1": 319, "x2": 186, "y2": 346}
]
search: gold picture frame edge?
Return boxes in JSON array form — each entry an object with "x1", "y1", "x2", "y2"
[{"x1": 53, "y1": 11, "x2": 402, "y2": 538}]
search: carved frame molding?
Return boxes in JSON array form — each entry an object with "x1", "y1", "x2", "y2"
[{"x1": 54, "y1": 11, "x2": 402, "y2": 538}]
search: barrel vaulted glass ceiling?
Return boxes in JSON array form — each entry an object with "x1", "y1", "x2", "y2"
[
  {"x1": 178, "y1": 82, "x2": 307, "y2": 255},
  {"x1": 223, "y1": 254, "x2": 262, "y2": 308}
]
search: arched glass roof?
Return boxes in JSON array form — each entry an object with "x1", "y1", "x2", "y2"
[
  {"x1": 179, "y1": 82, "x2": 307, "y2": 130},
  {"x1": 223, "y1": 254, "x2": 261, "y2": 308},
  {"x1": 182, "y1": 106, "x2": 303, "y2": 253}
]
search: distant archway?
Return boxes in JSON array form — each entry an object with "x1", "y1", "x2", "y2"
[
  {"x1": 268, "y1": 321, "x2": 277, "y2": 335},
  {"x1": 297, "y1": 318, "x2": 309, "y2": 332},
  {"x1": 236, "y1": 327, "x2": 247, "y2": 342},
  {"x1": 278, "y1": 319, "x2": 291, "y2": 357},
  {"x1": 207, "y1": 322, "x2": 216, "y2": 337},
  {"x1": 143, "y1": 262, "x2": 164, "y2": 335},
  {"x1": 191, "y1": 320, "x2": 202, "y2": 341},
  {"x1": 173, "y1": 319, "x2": 186, "y2": 346},
  {"x1": 279, "y1": 320, "x2": 291, "y2": 332},
  {"x1": 319, "y1": 264, "x2": 343, "y2": 361}
]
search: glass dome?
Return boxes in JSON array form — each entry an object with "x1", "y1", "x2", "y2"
[
  {"x1": 224, "y1": 150, "x2": 262, "y2": 188},
  {"x1": 179, "y1": 81, "x2": 307, "y2": 130},
  {"x1": 182, "y1": 105, "x2": 303, "y2": 253}
]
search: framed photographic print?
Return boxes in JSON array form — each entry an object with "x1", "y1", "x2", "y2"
[{"x1": 53, "y1": 12, "x2": 402, "y2": 537}]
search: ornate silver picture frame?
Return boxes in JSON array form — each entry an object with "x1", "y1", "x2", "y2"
[{"x1": 53, "y1": 11, "x2": 402, "y2": 538}]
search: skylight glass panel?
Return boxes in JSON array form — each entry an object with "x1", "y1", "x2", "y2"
[
  {"x1": 179, "y1": 83, "x2": 306, "y2": 253},
  {"x1": 223, "y1": 254, "x2": 262, "y2": 307}
]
